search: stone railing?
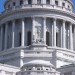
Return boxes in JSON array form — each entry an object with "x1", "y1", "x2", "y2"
[{"x1": 2, "y1": 4, "x2": 72, "y2": 14}]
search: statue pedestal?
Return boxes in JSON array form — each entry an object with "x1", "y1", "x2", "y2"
[{"x1": 30, "y1": 42, "x2": 47, "y2": 50}]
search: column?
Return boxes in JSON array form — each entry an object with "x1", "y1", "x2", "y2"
[
  {"x1": 43, "y1": 17, "x2": 46, "y2": 44},
  {"x1": 21, "y1": 18, "x2": 25, "y2": 47},
  {"x1": 73, "y1": 25, "x2": 75, "y2": 50},
  {"x1": 13, "y1": 73, "x2": 16, "y2": 75},
  {"x1": 52, "y1": 0, "x2": 55, "y2": 5},
  {"x1": 1, "y1": 71, "x2": 5, "y2": 75},
  {"x1": 59, "y1": 0, "x2": 62, "y2": 6},
  {"x1": 0, "y1": 26, "x2": 3, "y2": 50},
  {"x1": 32, "y1": 17, "x2": 35, "y2": 43},
  {"x1": 12, "y1": 20, "x2": 15, "y2": 48},
  {"x1": 69, "y1": 23, "x2": 73, "y2": 50},
  {"x1": 4, "y1": 23, "x2": 8, "y2": 49},
  {"x1": 62, "y1": 20, "x2": 66, "y2": 48},
  {"x1": 53, "y1": 18, "x2": 56, "y2": 47}
]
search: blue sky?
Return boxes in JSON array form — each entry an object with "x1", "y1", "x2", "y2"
[{"x1": 0, "y1": 0, "x2": 75, "y2": 13}]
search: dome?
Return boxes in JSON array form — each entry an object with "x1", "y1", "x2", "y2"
[{"x1": 22, "y1": 60, "x2": 54, "y2": 68}]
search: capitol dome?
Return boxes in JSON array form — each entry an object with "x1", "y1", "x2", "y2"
[{"x1": 0, "y1": 0, "x2": 75, "y2": 73}]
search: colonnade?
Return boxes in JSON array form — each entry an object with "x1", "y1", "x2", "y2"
[{"x1": 0, "y1": 17, "x2": 74, "y2": 51}]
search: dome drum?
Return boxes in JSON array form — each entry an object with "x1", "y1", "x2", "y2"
[
  {"x1": 0, "y1": 17, "x2": 74, "y2": 51},
  {"x1": 4, "y1": 0, "x2": 73, "y2": 13}
]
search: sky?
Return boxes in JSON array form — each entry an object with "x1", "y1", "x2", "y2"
[{"x1": 0, "y1": 0, "x2": 75, "y2": 13}]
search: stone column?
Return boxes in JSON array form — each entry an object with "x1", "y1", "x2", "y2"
[
  {"x1": 69, "y1": 23, "x2": 73, "y2": 50},
  {"x1": 53, "y1": 18, "x2": 56, "y2": 47},
  {"x1": 61, "y1": 26, "x2": 62, "y2": 47},
  {"x1": 59, "y1": 0, "x2": 62, "y2": 6},
  {"x1": 1, "y1": 26, "x2": 3, "y2": 50},
  {"x1": 52, "y1": 0, "x2": 55, "y2": 5},
  {"x1": 13, "y1": 73, "x2": 16, "y2": 75},
  {"x1": 62, "y1": 20, "x2": 66, "y2": 48},
  {"x1": 1, "y1": 71, "x2": 5, "y2": 75},
  {"x1": 21, "y1": 18, "x2": 25, "y2": 47},
  {"x1": 12, "y1": 20, "x2": 15, "y2": 48},
  {"x1": 4, "y1": 23, "x2": 8, "y2": 49},
  {"x1": 43, "y1": 17, "x2": 46, "y2": 44},
  {"x1": 32, "y1": 17, "x2": 35, "y2": 43}
]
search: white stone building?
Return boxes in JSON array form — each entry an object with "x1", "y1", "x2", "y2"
[{"x1": 0, "y1": 0, "x2": 75, "y2": 75}]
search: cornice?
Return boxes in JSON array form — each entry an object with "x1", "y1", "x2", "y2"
[
  {"x1": 0, "y1": 8, "x2": 75, "y2": 24},
  {"x1": 57, "y1": 57, "x2": 75, "y2": 64}
]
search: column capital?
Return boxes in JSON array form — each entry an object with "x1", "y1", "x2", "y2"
[
  {"x1": 5, "y1": 21, "x2": 8, "y2": 25},
  {"x1": 21, "y1": 18, "x2": 25, "y2": 21},
  {"x1": 43, "y1": 17, "x2": 46, "y2": 19},
  {"x1": 69, "y1": 22, "x2": 73, "y2": 25},
  {"x1": 53, "y1": 18, "x2": 57, "y2": 21},
  {"x1": 62, "y1": 20, "x2": 66, "y2": 23},
  {"x1": 12, "y1": 19, "x2": 15, "y2": 22},
  {"x1": 31, "y1": 17, "x2": 35, "y2": 19}
]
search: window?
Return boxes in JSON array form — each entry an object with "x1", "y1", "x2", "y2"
[
  {"x1": 62, "y1": 3, "x2": 65, "y2": 7},
  {"x1": 7, "y1": 35, "x2": 9, "y2": 49},
  {"x1": 20, "y1": 0, "x2": 23, "y2": 5},
  {"x1": 68, "y1": 5, "x2": 70, "y2": 9},
  {"x1": 46, "y1": 32, "x2": 50, "y2": 46},
  {"x1": 28, "y1": 69, "x2": 31, "y2": 70},
  {"x1": 55, "y1": 1, "x2": 58, "y2": 6},
  {"x1": 37, "y1": 68, "x2": 40, "y2": 70},
  {"x1": 27, "y1": 31, "x2": 31, "y2": 46},
  {"x1": 8, "y1": 4, "x2": 10, "y2": 9},
  {"x1": 28, "y1": 0, "x2": 32, "y2": 4},
  {"x1": 13, "y1": 2, "x2": 16, "y2": 6},
  {"x1": 56, "y1": 32, "x2": 58, "y2": 46},
  {"x1": 46, "y1": 0, "x2": 50, "y2": 4},
  {"x1": 19, "y1": 32, "x2": 21, "y2": 46},
  {"x1": 37, "y1": 0, "x2": 41, "y2": 4}
]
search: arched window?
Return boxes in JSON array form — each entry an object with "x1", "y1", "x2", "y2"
[
  {"x1": 27, "y1": 31, "x2": 31, "y2": 46},
  {"x1": 46, "y1": 32, "x2": 50, "y2": 46}
]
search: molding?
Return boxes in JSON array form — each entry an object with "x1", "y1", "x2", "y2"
[{"x1": 0, "y1": 9, "x2": 75, "y2": 25}]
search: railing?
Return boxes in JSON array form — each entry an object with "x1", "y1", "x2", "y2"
[{"x1": 2, "y1": 4, "x2": 72, "y2": 14}]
